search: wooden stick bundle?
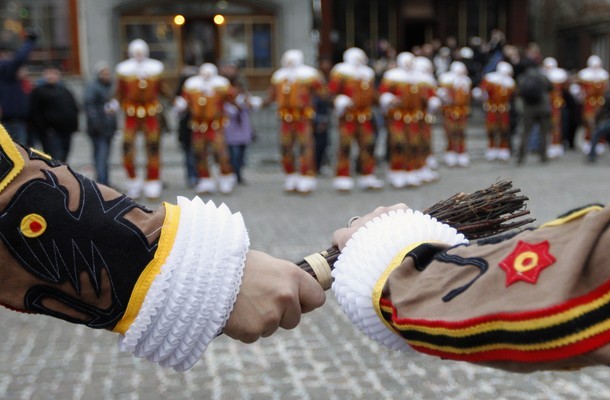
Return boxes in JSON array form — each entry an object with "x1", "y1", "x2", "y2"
[{"x1": 297, "y1": 180, "x2": 535, "y2": 289}]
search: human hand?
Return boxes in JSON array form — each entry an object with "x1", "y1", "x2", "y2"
[
  {"x1": 25, "y1": 27, "x2": 40, "y2": 42},
  {"x1": 223, "y1": 250, "x2": 326, "y2": 343},
  {"x1": 332, "y1": 203, "x2": 410, "y2": 251}
]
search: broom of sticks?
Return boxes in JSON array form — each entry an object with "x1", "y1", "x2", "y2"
[{"x1": 297, "y1": 179, "x2": 534, "y2": 289}]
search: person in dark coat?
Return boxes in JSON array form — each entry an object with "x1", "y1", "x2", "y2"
[
  {"x1": 174, "y1": 64, "x2": 199, "y2": 188},
  {"x1": 0, "y1": 29, "x2": 37, "y2": 144},
  {"x1": 29, "y1": 63, "x2": 79, "y2": 162},
  {"x1": 84, "y1": 61, "x2": 117, "y2": 186},
  {"x1": 515, "y1": 63, "x2": 553, "y2": 164}
]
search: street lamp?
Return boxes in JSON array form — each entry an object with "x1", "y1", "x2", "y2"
[{"x1": 174, "y1": 14, "x2": 186, "y2": 26}]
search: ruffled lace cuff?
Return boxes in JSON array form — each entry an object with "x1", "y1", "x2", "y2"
[
  {"x1": 117, "y1": 197, "x2": 249, "y2": 371},
  {"x1": 332, "y1": 209, "x2": 467, "y2": 351}
]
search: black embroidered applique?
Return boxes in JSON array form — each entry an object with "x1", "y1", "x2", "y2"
[
  {"x1": 406, "y1": 243, "x2": 445, "y2": 271},
  {"x1": 0, "y1": 167, "x2": 157, "y2": 329},
  {"x1": 434, "y1": 245, "x2": 489, "y2": 303}
]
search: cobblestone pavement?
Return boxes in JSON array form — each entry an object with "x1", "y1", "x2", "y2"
[{"x1": 2, "y1": 116, "x2": 610, "y2": 399}]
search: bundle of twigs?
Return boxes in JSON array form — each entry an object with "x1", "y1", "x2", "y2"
[{"x1": 297, "y1": 179, "x2": 534, "y2": 289}]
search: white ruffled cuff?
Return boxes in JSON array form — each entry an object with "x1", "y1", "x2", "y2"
[
  {"x1": 117, "y1": 197, "x2": 249, "y2": 371},
  {"x1": 332, "y1": 209, "x2": 467, "y2": 351}
]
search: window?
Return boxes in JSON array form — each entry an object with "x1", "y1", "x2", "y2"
[
  {"x1": 0, "y1": 0, "x2": 79, "y2": 74},
  {"x1": 219, "y1": 16, "x2": 275, "y2": 72}
]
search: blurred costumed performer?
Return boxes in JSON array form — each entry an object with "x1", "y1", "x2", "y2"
[
  {"x1": 174, "y1": 63, "x2": 237, "y2": 195},
  {"x1": 413, "y1": 56, "x2": 441, "y2": 179},
  {"x1": 576, "y1": 55, "x2": 609, "y2": 154},
  {"x1": 437, "y1": 61, "x2": 473, "y2": 167},
  {"x1": 328, "y1": 47, "x2": 384, "y2": 191},
  {"x1": 477, "y1": 61, "x2": 515, "y2": 161},
  {"x1": 266, "y1": 49, "x2": 324, "y2": 193},
  {"x1": 112, "y1": 39, "x2": 165, "y2": 199},
  {"x1": 378, "y1": 52, "x2": 437, "y2": 189},
  {"x1": 542, "y1": 57, "x2": 568, "y2": 159}
]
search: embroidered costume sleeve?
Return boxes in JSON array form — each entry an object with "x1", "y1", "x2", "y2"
[
  {"x1": 363, "y1": 205, "x2": 610, "y2": 372},
  {"x1": 0, "y1": 125, "x2": 249, "y2": 371}
]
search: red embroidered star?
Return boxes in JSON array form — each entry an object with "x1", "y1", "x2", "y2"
[{"x1": 498, "y1": 240, "x2": 556, "y2": 287}]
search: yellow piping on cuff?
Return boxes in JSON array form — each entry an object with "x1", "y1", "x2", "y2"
[
  {"x1": 113, "y1": 203, "x2": 181, "y2": 334},
  {"x1": 0, "y1": 124, "x2": 25, "y2": 193},
  {"x1": 541, "y1": 205, "x2": 603, "y2": 228},
  {"x1": 372, "y1": 242, "x2": 428, "y2": 336}
]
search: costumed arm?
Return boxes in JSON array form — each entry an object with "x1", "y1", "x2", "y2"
[
  {"x1": 262, "y1": 84, "x2": 276, "y2": 107},
  {"x1": 0, "y1": 125, "x2": 324, "y2": 371},
  {"x1": 332, "y1": 204, "x2": 610, "y2": 372}
]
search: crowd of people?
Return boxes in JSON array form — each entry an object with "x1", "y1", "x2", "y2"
[
  {"x1": 1, "y1": 31, "x2": 609, "y2": 200},
  {"x1": 262, "y1": 30, "x2": 609, "y2": 193}
]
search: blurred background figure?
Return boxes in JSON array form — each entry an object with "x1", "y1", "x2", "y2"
[
  {"x1": 174, "y1": 63, "x2": 199, "y2": 188},
  {"x1": 563, "y1": 74, "x2": 582, "y2": 151},
  {"x1": 576, "y1": 55, "x2": 609, "y2": 155},
  {"x1": 516, "y1": 63, "x2": 553, "y2": 164},
  {"x1": 433, "y1": 47, "x2": 452, "y2": 78},
  {"x1": 313, "y1": 58, "x2": 333, "y2": 175},
  {"x1": 0, "y1": 28, "x2": 37, "y2": 144},
  {"x1": 437, "y1": 61, "x2": 473, "y2": 167},
  {"x1": 29, "y1": 63, "x2": 79, "y2": 162},
  {"x1": 266, "y1": 49, "x2": 325, "y2": 194},
  {"x1": 542, "y1": 57, "x2": 568, "y2": 159},
  {"x1": 328, "y1": 47, "x2": 383, "y2": 191},
  {"x1": 587, "y1": 89, "x2": 610, "y2": 162},
  {"x1": 220, "y1": 60, "x2": 259, "y2": 185},
  {"x1": 84, "y1": 61, "x2": 117, "y2": 186},
  {"x1": 379, "y1": 51, "x2": 436, "y2": 189},
  {"x1": 174, "y1": 63, "x2": 237, "y2": 194},
  {"x1": 478, "y1": 61, "x2": 516, "y2": 162},
  {"x1": 113, "y1": 38, "x2": 165, "y2": 200}
]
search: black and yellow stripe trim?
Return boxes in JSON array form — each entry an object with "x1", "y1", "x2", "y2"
[
  {"x1": 378, "y1": 276, "x2": 610, "y2": 362},
  {"x1": 541, "y1": 205, "x2": 603, "y2": 228},
  {"x1": 0, "y1": 124, "x2": 25, "y2": 194}
]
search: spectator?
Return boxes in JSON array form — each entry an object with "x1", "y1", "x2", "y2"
[
  {"x1": 562, "y1": 73, "x2": 582, "y2": 150},
  {"x1": 313, "y1": 58, "x2": 333, "y2": 174},
  {"x1": 174, "y1": 64, "x2": 199, "y2": 188},
  {"x1": 433, "y1": 47, "x2": 452, "y2": 78},
  {"x1": 0, "y1": 29, "x2": 37, "y2": 144},
  {"x1": 515, "y1": 63, "x2": 553, "y2": 164},
  {"x1": 84, "y1": 61, "x2": 117, "y2": 186},
  {"x1": 220, "y1": 60, "x2": 258, "y2": 185},
  {"x1": 29, "y1": 63, "x2": 79, "y2": 162}
]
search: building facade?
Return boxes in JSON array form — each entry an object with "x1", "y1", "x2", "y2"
[
  {"x1": 0, "y1": 0, "x2": 315, "y2": 90},
  {"x1": 1, "y1": 0, "x2": 609, "y2": 87},
  {"x1": 317, "y1": 0, "x2": 530, "y2": 63}
]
